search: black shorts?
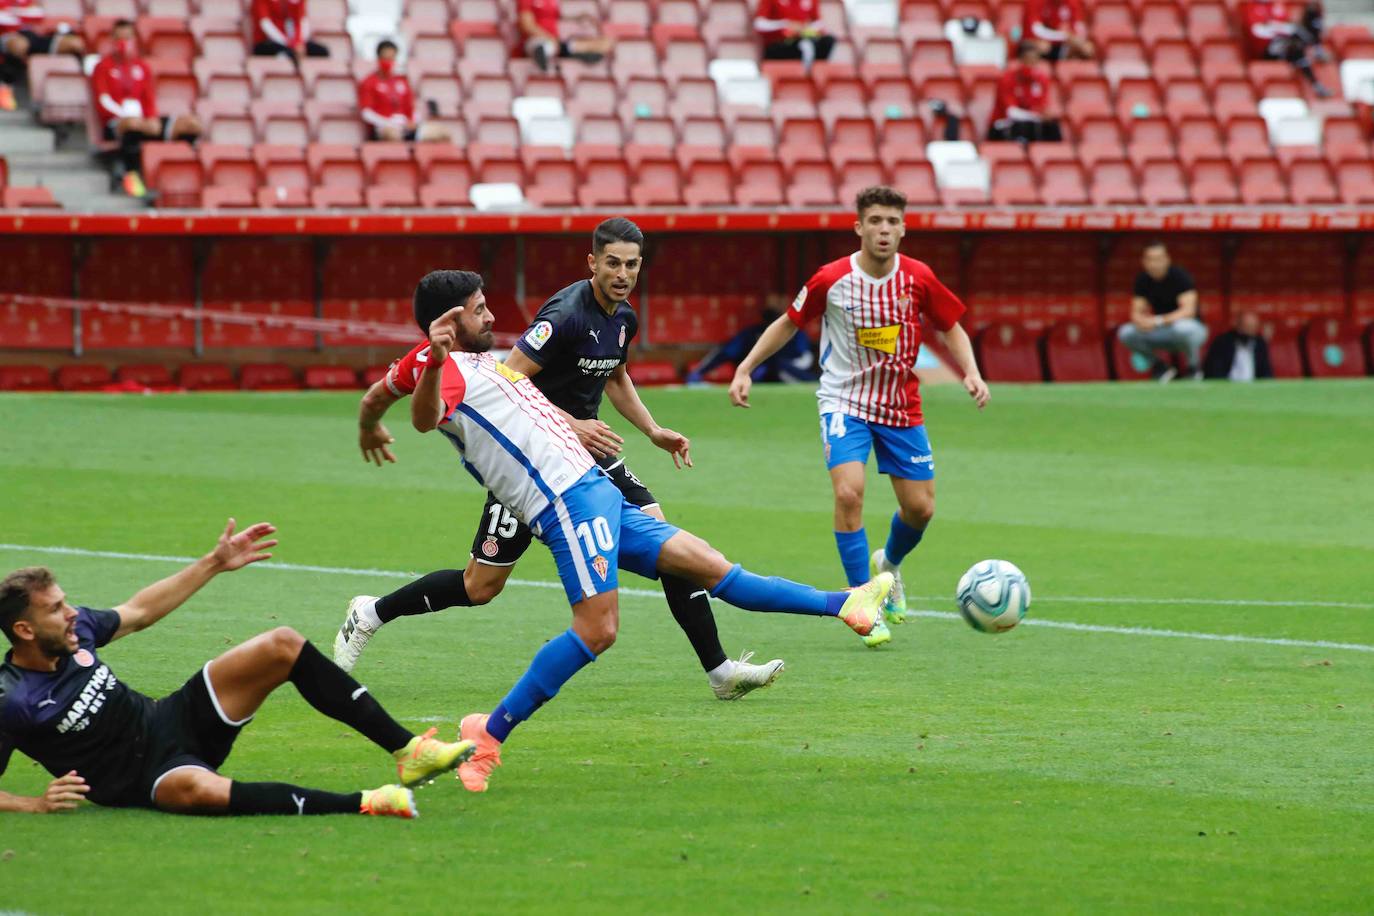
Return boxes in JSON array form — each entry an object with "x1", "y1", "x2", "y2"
[
  {"x1": 17, "y1": 29, "x2": 56, "y2": 54},
  {"x1": 368, "y1": 125, "x2": 419, "y2": 142},
  {"x1": 116, "y1": 664, "x2": 247, "y2": 809},
  {"x1": 469, "y1": 454, "x2": 658, "y2": 566},
  {"x1": 102, "y1": 114, "x2": 172, "y2": 142}
]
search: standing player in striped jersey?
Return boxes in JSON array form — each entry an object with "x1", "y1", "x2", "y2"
[
  {"x1": 358, "y1": 271, "x2": 892, "y2": 791},
  {"x1": 728, "y1": 186, "x2": 990, "y2": 645}
]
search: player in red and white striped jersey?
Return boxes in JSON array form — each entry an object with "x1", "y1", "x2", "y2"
[{"x1": 729, "y1": 186, "x2": 989, "y2": 641}]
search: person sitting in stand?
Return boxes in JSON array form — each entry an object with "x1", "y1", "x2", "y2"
[
  {"x1": 987, "y1": 40, "x2": 1062, "y2": 144},
  {"x1": 1244, "y1": 0, "x2": 1332, "y2": 97},
  {"x1": 358, "y1": 40, "x2": 449, "y2": 143},
  {"x1": 0, "y1": 0, "x2": 85, "y2": 112},
  {"x1": 251, "y1": 0, "x2": 329, "y2": 64},
  {"x1": 90, "y1": 19, "x2": 201, "y2": 199},
  {"x1": 517, "y1": 0, "x2": 614, "y2": 74},
  {"x1": 1022, "y1": 0, "x2": 1094, "y2": 61},
  {"x1": 754, "y1": 0, "x2": 834, "y2": 70}
]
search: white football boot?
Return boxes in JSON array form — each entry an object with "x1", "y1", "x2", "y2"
[
  {"x1": 711, "y1": 651, "x2": 786, "y2": 700},
  {"x1": 333, "y1": 595, "x2": 379, "y2": 674}
]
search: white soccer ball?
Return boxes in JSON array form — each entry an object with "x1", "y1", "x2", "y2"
[{"x1": 956, "y1": 560, "x2": 1030, "y2": 633}]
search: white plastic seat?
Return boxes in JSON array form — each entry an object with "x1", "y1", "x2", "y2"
[
  {"x1": 1340, "y1": 59, "x2": 1374, "y2": 104},
  {"x1": 469, "y1": 182, "x2": 527, "y2": 210}
]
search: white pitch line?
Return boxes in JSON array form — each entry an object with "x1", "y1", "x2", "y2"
[
  {"x1": 913, "y1": 593, "x2": 1374, "y2": 610},
  {"x1": 2, "y1": 542, "x2": 1372, "y2": 654},
  {"x1": 904, "y1": 611, "x2": 1374, "y2": 654}
]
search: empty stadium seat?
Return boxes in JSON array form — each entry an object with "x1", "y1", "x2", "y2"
[
  {"x1": 1043, "y1": 322, "x2": 1108, "y2": 382},
  {"x1": 55, "y1": 364, "x2": 113, "y2": 391},
  {"x1": 1261, "y1": 323, "x2": 1305, "y2": 379},
  {"x1": 176, "y1": 362, "x2": 235, "y2": 390},
  {"x1": 1302, "y1": 319, "x2": 1368, "y2": 378},
  {"x1": 240, "y1": 363, "x2": 301, "y2": 391},
  {"x1": 975, "y1": 323, "x2": 1043, "y2": 382},
  {"x1": 142, "y1": 142, "x2": 203, "y2": 208},
  {"x1": 115, "y1": 364, "x2": 175, "y2": 388},
  {"x1": 627, "y1": 362, "x2": 679, "y2": 386},
  {"x1": 2, "y1": 188, "x2": 62, "y2": 209},
  {"x1": 0, "y1": 365, "x2": 54, "y2": 391},
  {"x1": 303, "y1": 366, "x2": 361, "y2": 389},
  {"x1": 682, "y1": 161, "x2": 735, "y2": 207}
]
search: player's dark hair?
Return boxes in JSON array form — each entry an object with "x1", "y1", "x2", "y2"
[
  {"x1": 855, "y1": 186, "x2": 907, "y2": 217},
  {"x1": 592, "y1": 217, "x2": 644, "y2": 255},
  {"x1": 376, "y1": 39, "x2": 398, "y2": 56},
  {"x1": 112, "y1": 17, "x2": 134, "y2": 31},
  {"x1": 412, "y1": 270, "x2": 484, "y2": 332},
  {"x1": 0, "y1": 567, "x2": 54, "y2": 644},
  {"x1": 1143, "y1": 240, "x2": 1169, "y2": 254}
]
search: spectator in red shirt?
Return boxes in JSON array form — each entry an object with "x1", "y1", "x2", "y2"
[
  {"x1": 90, "y1": 19, "x2": 200, "y2": 198},
  {"x1": 1022, "y1": 0, "x2": 1093, "y2": 61},
  {"x1": 754, "y1": 0, "x2": 834, "y2": 70},
  {"x1": 252, "y1": 0, "x2": 329, "y2": 64},
  {"x1": 359, "y1": 40, "x2": 449, "y2": 143},
  {"x1": 1245, "y1": 0, "x2": 1330, "y2": 96},
  {"x1": 987, "y1": 41, "x2": 1062, "y2": 144},
  {"x1": 518, "y1": 0, "x2": 614, "y2": 73},
  {"x1": 0, "y1": 1, "x2": 85, "y2": 111}
]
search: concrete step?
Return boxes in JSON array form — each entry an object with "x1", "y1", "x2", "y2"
[
  {"x1": 51, "y1": 189, "x2": 147, "y2": 213},
  {"x1": 0, "y1": 125, "x2": 56, "y2": 155},
  {"x1": 13, "y1": 170, "x2": 111, "y2": 197},
  {"x1": 3, "y1": 150, "x2": 94, "y2": 172}
]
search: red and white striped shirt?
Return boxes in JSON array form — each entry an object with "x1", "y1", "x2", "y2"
[
  {"x1": 788, "y1": 253, "x2": 966, "y2": 427},
  {"x1": 387, "y1": 342, "x2": 595, "y2": 524}
]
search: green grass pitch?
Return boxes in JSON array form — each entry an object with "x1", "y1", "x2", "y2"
[{"x1": 1, "y1": 379, "x2": 1372, "y2": 914}]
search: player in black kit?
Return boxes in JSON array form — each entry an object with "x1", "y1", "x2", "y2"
[
  {"x1": 339, "y1": 218, "x2": 785, "y2": 700},
  {"x1": 0, "y1": 520, "x2": 475, "y2": 817}
]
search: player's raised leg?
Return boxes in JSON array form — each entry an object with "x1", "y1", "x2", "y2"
[
  {"x1": 205, "y1": 628, "x2": 474, "y2": 792},
  {"x1": 152, "y1": 764, "x2": 421, "y2": 819},
  {"x1": 869, "y1": 422, "x2": 938, "y2": 625}
]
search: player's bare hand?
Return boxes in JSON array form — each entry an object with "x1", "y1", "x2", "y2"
[
  {"x1": 728, "y1": 373, "x2": 752, "y2": 408},
  {"x1": 212, "y1": 518, "x2": 278, "y2": 571},
  {"x1": 649, "y1": 426, "x2": 693, "y2": 469},
  {"x1": 360, "y1": 422, "x2": 397, "y2": 466},
  {"x1": 36, "y1": 771, "x2": 88, "y2": 812},
  {"x1": 427, "y1": 305, "x2": 464, "y2": 362},
  {"x1": 963, "y1": 374, "x2": 990, "y2": 410},
  {"x1": 571, "y1": 417, "x2": 624, "y2": 458}
]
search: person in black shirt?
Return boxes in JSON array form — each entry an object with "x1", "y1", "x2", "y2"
[
  {"x1": 0, "y1": 520, "x2": 474, "y2": 817},
  {"x1": 1203, "y1": 311, "x2": 1274, "y2": 381},
  {"x1": 341, "y1": 218, "x2": 785, "y2": 701},
  {"x1": 1116, "y1": 241, "x2": 1209, "y2": 381}
]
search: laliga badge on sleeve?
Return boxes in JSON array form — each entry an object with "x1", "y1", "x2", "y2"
[{"x1": 525, "y1": 320, "x2": 554, "y2": 350}]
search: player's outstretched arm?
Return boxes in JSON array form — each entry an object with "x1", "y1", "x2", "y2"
[
  {"x1": 605, "y1": 365, "x2": 692, "y2": 468},
  {"x1": 358, "y1": 379, "x2": 402, "y2": 466},
  {"x1": 110, "y1": 518, "x2": 278, "y2": 640},
  {"x1": 936, "y1": 323, "x2": 990, "y2": 409},
  {"x1": 728, "y1": 314, "x2": 801, "y2": 408},
  {"x1": 0, "y1": 772, "x2": 89, "y2": 813},
  {"x1": 508, "y1": 346, "x2": 627, "y2": 458}
]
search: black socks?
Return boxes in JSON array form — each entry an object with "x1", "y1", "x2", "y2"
[
  {"x1": 228, "y1": 781, "x2": 361, "y2": 816},
  {"x1": 661, "y1": 573, "x2": 729, "y2": 672},
  {"x1": 374, "y1": 569, "x2": 471, "y2": 623},
  {"x1": 288, "y1": 641, "x2": 412, "y2": 753}
]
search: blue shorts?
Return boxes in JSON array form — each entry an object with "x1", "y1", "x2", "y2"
[
  {"x1": 531, "y1": 470, "x2": 680, "y2": 605},
  {"x1": 820, "y1": 413, "x2": 935, "y2": 480}
]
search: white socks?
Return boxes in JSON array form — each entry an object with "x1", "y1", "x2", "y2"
[
  {"x1": 706, "y1": 658, "x2": 735, "y2": 687},
  {"x1": 355, "y1": 597, "x2": 382, "y2": 630}
]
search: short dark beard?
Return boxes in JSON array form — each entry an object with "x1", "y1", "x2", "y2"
[
  {"x1": 36, "y1": 630, "x2": 74, "y2": 658},
  {"x1": 459, "y1": 328, "x2": 493, "y2": 353}
]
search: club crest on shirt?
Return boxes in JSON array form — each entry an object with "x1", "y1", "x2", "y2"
[
  {"x1": 790, "y1": 287, "x2": 807, "y2": 312},
  {"x1": 896, "y1": 294, "x2": 912, "y2": 310},
  {"x1": 618, "y1": 324, "x2": 626, "y2": 347},
  {"x1": 856, "y1": 324, "x2": 901, "y2": 354},
  {"x1": 592, "y1": 555, "x2": 609, "y2": 581},
  {"x1": 481, "y1": 537, "x2": 500, "y2": 557},
  {"x1": 525, "y1": 320, "x2": 553, "y2": 350},
  {"x1": 73, "y1": 649, "x2": 94, "y2": 668}
]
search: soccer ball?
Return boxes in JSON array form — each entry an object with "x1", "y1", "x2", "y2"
[{"x1": 955, "y1": 560, "x2": 1030, "y2": 633}]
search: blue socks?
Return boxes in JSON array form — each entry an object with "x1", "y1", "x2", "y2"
[
  {"x1": 710, "y1": 564, "x2": 846, "y2": 617},
  {"x1": 884, "y1": 513, "x2": 926, "y2": 567},
  {"x1": 488, "y1": 629, "x2": 596, "y2": 743},
  {"x1": 834, "y1": 528, "x2": 870, "y2": 587}
]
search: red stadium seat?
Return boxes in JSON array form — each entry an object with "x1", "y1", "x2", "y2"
[
  {"x1": 836, "y1": 158, "x2": 888, "y2": 205},
  {"x1": 364, "y1": 186, "x2": 419, "y2": 208},
  {"x1": 675, "y1": 117, "x2": 728, "y2": 169},
  {"x1": 1238, "y1": 157, "x2": 1289, "y2": 205},
  {"x1": 114, "y1": 363, "x2": 175, "y2": 388},
  {"x1": 1260, "y1": 323, "x2": 1304, "y2": 379},
  {"x1": 1322, "y1": 117, "x2": 1373, "y2": 165},
  {"x1": 1109, "y1": 335, "x2": 1158, "y2": 381},
  {"x1": 734, "y1": 161, "x2": 786, "y2": 207},
  {"x1": 1188, "y1": 157, "x2": 1241, "y2": 204},
  {"x1": 890, "y1": 159, "x2": 939, "y2": 205},
  {"x1": 627, "y1": 362, "x2": 679, "y2": 386},
  {"x1": 526, "y1": 160, "x2": 580, "y2": 207},
  {"x1": 55, "y1": 364, "x2": 113, "y2": 392},
  {"x1": 787, "y1": 162, "x2": 840, "y2": 207},
  {"x1": 303, "y1": 366, "x2": 360, "y2": 390},
  {"x1": 975, "y1": 323, "x2": 1043, "y2": 382},
  {"x1": 1225, "y1": 115, "x2": 1273, "y2": 166},
  {"x1": 1125, "y1": 117, "x2": 1176, "y2": 169},
  {"x1": 579, "y1": 159, "x2": 632, "y2": 207},
  {"x1": 683, "y1": 161, "x2": 735, "y2": 207},
  {"x1": 1336, "y1": 162, "x2": 1374, "y2": 204},
  {"x1": 177, "y1": 363, "x2": 235, "y2": 390},
  {"x1": 1286, "y1": 157, "x2": 1341, "y2": 205},
  {"x1": 1074, "y1": 116, "x2": 1126, "y2": 168},
  {"x1": 1139, "y1": 160, "x2": 1189, "y2": 206},
  {"x1": 777, "y1": 118, "x2": 828, "y2": 169},
  {"x1": 1210, "y1": 79, "x2": 1256, "y2": 123},
  {"x1": 3, "y1": 187, "x2": 62, "y2": 209},
  {"x1": 252, "y1": 101, "x2": 309, "y2": 146},
  {"x1": 254, "y1": 145, "x2": 310, "y2": 207},
  {"x1": 361, "y1": 143, "x2": 418, "y2": 192},
  {"x1": 1043, "y1": 322, "x2": 1109, "y2": 382},
  {"x1": 240, "y1": 363, "x2": 301, "y2": 391},
  {"x1": 0, "y1": 365, "x2": 55, "y2": 391},
  {"x1": 877, "y1": 118, "x2": 927, "y2": 170},
  {"x1": 416, "y1": 146, "x2": 472, "y2": 205},
  {"x1": 308, "y1": 144, "x2": 365, "y2": 190},
  {"x1": 1175, "y1": 115, "x2": 1224, "y2": 167},
  {"x1": 201, "y1": 187, "x2": 257, "y2": 208},
  {"x1": 631, "y1": 159, "x2": 685, "y2": 207},
  {"x1": 1302, "y1": 319, "x2": 1368, "y2": 378},
  {"x1": 991, "y1": 161, "x2": 1040, "y2": 206},
  {"x1": 1040, "y1": 160, "x2": 1090, "y2": 206},
  {"x1": 200, "y1": 144, "x2": 257, "y2": 192}
]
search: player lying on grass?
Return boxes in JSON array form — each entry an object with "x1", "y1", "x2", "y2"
[
  {"x1": 340, "y1": 221, "x2": 784, "y2": 702},
  {"x1": 369, "y1": 269, "x2": 893, "y2": 792},
  {"x1": 0, "y1": 520, "x2": 474, "y2": 818}
]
